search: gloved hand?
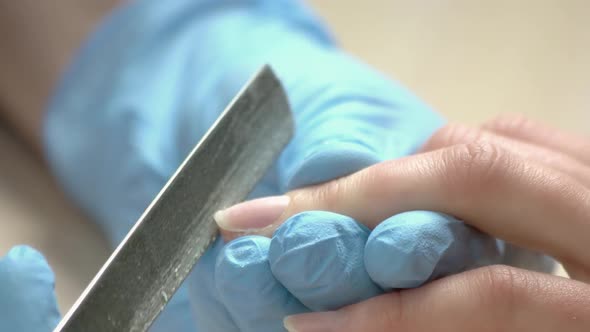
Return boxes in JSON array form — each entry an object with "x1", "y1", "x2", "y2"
[
  {"x1": 43, "y1": 0, "x2": 514, "y2": 331},
  {"x1": 0, "y1": 246, "x2": 61, "y2": 332},
  {"x1": 209, "y1": 210, "x2": 503, "y2": 332},
  {"x1": 215, "y1": 210, "x2": 498, "y2": 313}
]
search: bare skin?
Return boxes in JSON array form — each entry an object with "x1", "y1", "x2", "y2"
[{"x1": 0, "y1": 1, "x2": 118, "y2": 154}]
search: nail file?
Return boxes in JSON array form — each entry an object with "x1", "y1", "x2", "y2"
[{"x1": 54, "y1": 66, "x2": 294, "y2": 332}]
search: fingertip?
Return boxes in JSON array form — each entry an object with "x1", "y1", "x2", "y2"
[
  {"x1": 365, "y1": 211, "x2": 503, "y2": 290},
  {"x1": 269, "y1": 212, "x2": 382, "y2": 311},
  {"x1": 0, "y1": 246, "x2": 60, "y2": 330},
  {"x1": 216, "y1": 195, "x2": 291, "y2": 242},
  {"x1": 5, "y1": 245, "x2": 51, "y2": 268},
  {"x1": 216, "y1": 237, "x2": 284, "y2": 292},
  {"x1": 2, "y1": 245, "x2": 55, "y2": 287},
  {"x1": 215, "y1": 236, "x2": 271, "y2": 290},
  {"x1": 365, "y1": 211, "x2": 445, "y2": 289}
]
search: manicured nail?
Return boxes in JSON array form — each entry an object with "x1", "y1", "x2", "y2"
[
  {"x1": 214, "y1": 195, "x2": 290, "y2": 232},
  {"x1": 284, "y1": 311, "x2": 344, "y2": 332}
]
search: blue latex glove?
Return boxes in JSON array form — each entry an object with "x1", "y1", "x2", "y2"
[
  {"x1": 211, "y1": 212, "x2": 503, "y2": 331},
  {"x1": 44, "y1": 0, "x2": 510, "y2": 331},
  {"x1": 0, "y1": 246, "x2": 61, "y2": 332}
]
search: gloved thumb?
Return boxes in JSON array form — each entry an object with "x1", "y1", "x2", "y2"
[
  {"x1": 276, "y1": 59, "x2": 443, "y2": 191},
  {"x1": 0, "y1": 245, "x2": 61, "y2": 331}
]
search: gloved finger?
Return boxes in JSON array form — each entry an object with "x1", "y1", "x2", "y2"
[
  {"x1": 0, "y1": 245, "x2": 61, "y2": 332},
  {"x1": 215, "y1": 236, "x2": 308, "y2": 332},
  {"x1": 215, "y1": 142, "x2": 590, "y2": 279},
  {"x1": 188, "y1": 238, "x2": 239, "y2": 331},
  {"x1": 364, "y1": 210, "x2": 502, "y2": 290},
  {"x1": 268, "y1": 212, "x2": 382, "y2": 311},
  {"x1": 483, "y1": 114, "x2": 590, "y2": 165},
  {"x1": 282, "y1": 266, "x2": 590, "y2": 332},
  {"x1": 421, "y1": 123, "x2": 590, "y2": 187},
  {"x1": 279, "y1": 80, "x2": 444, "y2": 191}
]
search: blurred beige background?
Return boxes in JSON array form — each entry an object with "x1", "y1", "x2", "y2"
[
  {"x1": 312, "y1": 0, "x2": 589, "y2": 131},
  {"x1": 0, "y1": 0, "x2": 586, "y2": 313}
]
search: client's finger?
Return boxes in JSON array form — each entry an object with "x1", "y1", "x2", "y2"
[
  {"x1": 421, "y1": 123, "x2": 590, "y2": 187},
  {"x1": 217, "y1": 142, "x2": 590, "y2": 276},
  {"x1": 483, "y1": 114, "x2": 590, "y2": 166},
  {"x1": 283, "y1": 265, "x2": 590, "y2": 332}
]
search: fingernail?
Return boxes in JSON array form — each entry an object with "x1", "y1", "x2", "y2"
[
  {"x1": 284, "y1": 311, "x2": 344, "y2": 332},
  {"x1": 214, "y1": 195, "x2": 290, "y2": 232}
]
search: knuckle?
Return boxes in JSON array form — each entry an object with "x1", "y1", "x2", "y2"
[
  {"x1": 424, "y1": 123, "x2": 484, "y2": 151},
  {"x1": 474, "y1": 265, "x2": 536, "y2": 319},
  {"x1": 474, "y1": 265, "x2": 521, "y2": 324},
  {"x1": 383, "y1": 293, "x2": 405, "y2": 331},
  {"x1": 479, "y1": 265, "x2": 520, "y2": 302},
  {"x1": 391, "y1": 290, "x2": 417, "y2": 331},
  {"x1": 310, "y1": 178, "x2": 345, "y2": 212},
  {"x1": 443, "y1": 141, "x2": 508, "y2": 192}
]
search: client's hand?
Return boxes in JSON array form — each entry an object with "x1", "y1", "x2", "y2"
[{"x1": 219, "y1": 115, "x2": 590, "y2": 331}]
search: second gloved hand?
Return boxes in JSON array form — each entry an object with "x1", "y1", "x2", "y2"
[{"x1": 0, "y1": 246, "x2": 61, "y2": 332}]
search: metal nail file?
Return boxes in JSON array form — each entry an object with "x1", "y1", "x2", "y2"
[{"x1": 54, "y1": 66, "x2": 294, "y2": 332}]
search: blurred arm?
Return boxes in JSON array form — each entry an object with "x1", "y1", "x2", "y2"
[{"x1": 0, "y1": 1, "x2": 119, "y2": 154}]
